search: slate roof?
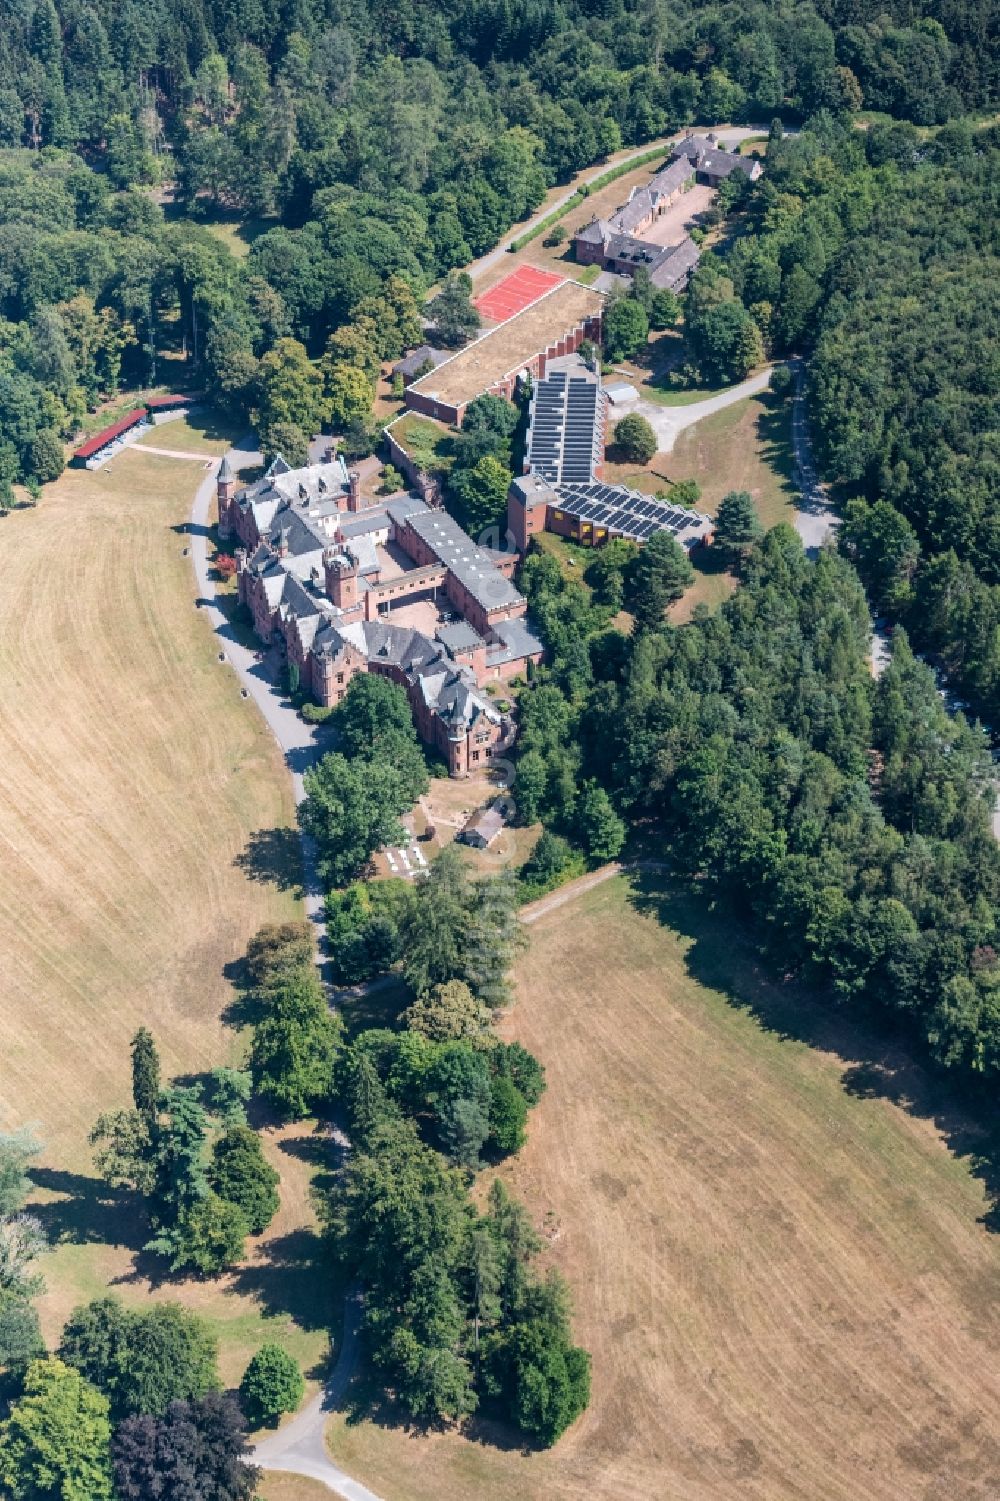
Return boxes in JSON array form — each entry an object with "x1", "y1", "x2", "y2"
[
  {"x1": 313, "y1": 618, "x2": 502, "y2": 733},
  {"x1": 460, "y1": 806, "x2": 506, "y2": 845},
  {"x1": 650, "y1": 236, "x2": 701, "y2": 290},
  {"x1": 393, "y1": 345, "x2": 449, "y2": 378},
  {"x1": 669, "y1": 134, "x2": 760, "y2": 180},
  {"x1": 436, "y1": 621, "x2": 485, "y2": 653},
  {"x1": 485, "y1": 616, "x2": 544, "y2": 666},
  {"x1": 611, "y1": 157, "x2": 693, "y2": 235},
  {"x1": 576, "y1": 218, "x2": 611, "y2": 244}
]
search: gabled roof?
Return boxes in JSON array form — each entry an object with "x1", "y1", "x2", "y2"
[
  {"x1": 575, "y1": 218, "x2": 610, "y2": 244},
  {"x1": 650, "y1": 235, "x2": 701, "y2": 290}
]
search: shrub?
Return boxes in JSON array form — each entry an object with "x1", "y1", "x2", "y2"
[
  {"x1": 239, "y1": 1344, "x2": 304, "y2": 1428},
  {"x1": 769, "y1": 362, "x2": 793, "y2": 396},
  {"x1": 488, "y1": 1075, "x2": 528, "y2": 1155},
  {"x1": 613, "y1": 413, "x2": 657, "y2": 465}
]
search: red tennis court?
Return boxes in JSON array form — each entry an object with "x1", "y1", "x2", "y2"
[{"x1": 474, "y1": 265, "x2": 565, "y2": 323}]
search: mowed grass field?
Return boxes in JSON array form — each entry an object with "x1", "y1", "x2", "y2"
[
  {"x1": 0, "y1": 447, "x2": 333, "y2": 1379},
  {"x1": 327, "y1": 875, "x2": 1000, "y2": 1501}
]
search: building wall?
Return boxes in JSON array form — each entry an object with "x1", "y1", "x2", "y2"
[
  {"x1": 574, "y1": 236, "x2": 606, "y2": 266},
  {"x1": 311, "y1": 643, "x2": 367, "y2": 707}
]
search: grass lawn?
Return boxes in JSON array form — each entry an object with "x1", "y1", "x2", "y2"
[
  {"x1": 325, "y1": 874, "x2": 1000, "y2": 1501},
  {"x1": 135, "y1": 408, "x2": 244, "y2": 455},
  {"x1": 199, "y1": 214, "x2": 278, "y2": 259},
  {"x1": 388, "y1": 413, "x2": 456, "y2": 475},
  {"x1": 603, "y1": 390, "x2": 796, "y2": 624},
  {"x1": 261, "y1": 1476, "x2": 336, "y2": 1501},
  {"x1": 0, "y1": 447, "x2": 332, "y2": 1379},
  {"x1": 668, "y1": 390, "x2": 798, "y2": 530}
]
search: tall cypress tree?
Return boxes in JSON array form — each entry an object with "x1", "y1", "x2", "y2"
[{"x1": 130, "y1": 1028, "x2": 161, "y2": 1124}]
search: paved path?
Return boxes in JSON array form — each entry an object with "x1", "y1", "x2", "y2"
[
  {"x1": 252, "y1": 1291, "x2": 384, "y2": 1500},
  {"x1": 467, "y1": 124, "x2": 770, "y2": 285},
  {"x1": 614, "y1": 366, "x2": 774, "y2": 454},
  {"x1": 188, "y1": 442, "x2": 330, "y2": 936},
  {"x1": 788, "y1": 357, "x2": 838, "y2": 557}
]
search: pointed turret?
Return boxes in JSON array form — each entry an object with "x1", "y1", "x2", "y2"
[{"x1": 217, "y1": 454, "x2": 236, "y2": 539}]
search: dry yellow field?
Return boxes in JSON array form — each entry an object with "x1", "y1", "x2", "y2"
[
  {"x1": 0, "y1": 446, "x2": 331, "y2": 1374},
  {"x1": 327, "y1": 875, "x2": 1000, "y2": 1501}
]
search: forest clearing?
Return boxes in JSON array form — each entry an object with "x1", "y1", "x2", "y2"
[{"x1": 325, "y1": 874, "x2": 1000, "y2": 1501}]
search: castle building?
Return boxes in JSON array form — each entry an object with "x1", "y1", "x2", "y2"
[{"x1": 220, "y1": 456, "x2": 543, "y2": 777}]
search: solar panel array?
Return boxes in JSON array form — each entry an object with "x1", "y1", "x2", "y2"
[
  {"x1": 555, "y1": 482, "x2": 711, "y2": 544},
  {"x1": 527, "y1": 369, "x2": 603, "y2": 487}
]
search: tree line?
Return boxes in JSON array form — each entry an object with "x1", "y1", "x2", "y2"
[
  {"x1": 513, "y1": 515, "x2": 1000, "y2": 1083},
  {"x1": 256, "y1": 670, "x2": 592, "y2": 1445}
]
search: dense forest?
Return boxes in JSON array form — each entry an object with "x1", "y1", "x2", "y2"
[
  {"x1": 0, "y1": 0, "x2": 997, "y2": 497},
  {"x1": 515, "y1": 519, "x2": 1000, "y2": 1085}
]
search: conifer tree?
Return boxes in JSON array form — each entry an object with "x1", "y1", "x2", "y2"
[{"x1": 130, "y1": 1028, "x2": 161, "y2": 1124}]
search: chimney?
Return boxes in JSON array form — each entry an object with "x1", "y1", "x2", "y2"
[
  {"x1": 277, "y1": 527, "x2": 290, "y2": 558},
  {"x1": 347, "y1": 469, "x2": 361, "y2": 512}
]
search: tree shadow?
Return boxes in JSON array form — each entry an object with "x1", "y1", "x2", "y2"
[
  {"x1": 689, "y1": 543, "x2": 732, "y2": 581},
  {"x1": 234, "y1": 827, "x2": 305, "y2": 896},
  {"x1": 28, "y1": 1167, "x2": 147, "y2": 1252},
  {"x1": 338, "y1": 1357, "x2": 539, "y2": 1453},
  {"x1": 625, "y1": 867, "x2": 1000, "y2": 1231},
  {"x1": 335, "y1": 974, "x2": 413, "y2": 1039},
  {"x1": 276, "y1": 1129, "x2": 342, "y2": 1197},
  {"x1": 755, "y1": 392, "x2": 799, "y2": 501},
  {"x1": 228, "y1": 1228, "x2": 341, "y2": 1334}
]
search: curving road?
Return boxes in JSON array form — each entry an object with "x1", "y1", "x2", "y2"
[
  {"x1": 613, "y1": 365, "x2": 775, "y2": 454},
  {"x1": 251, "y1": 1291, "x2": 383, "y2": 1500}
]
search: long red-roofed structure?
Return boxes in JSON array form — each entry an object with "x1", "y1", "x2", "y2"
[{"x1": 73, "y1": 409, "x2": 148, "y2": 462}]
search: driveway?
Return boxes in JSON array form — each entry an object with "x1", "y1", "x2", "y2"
[
  {"x1": 188, "y1": 442, "x2": 332, "y2": 932},
  {"x1": 252, "y1": 1290, "x2": 384, "y2": 1501},
  {"x1": 788, "y1": 357, "x2": 838, "y2": 557},
  {"x1": 612, "y1": 366, "x2": 774, "y2": 454}
]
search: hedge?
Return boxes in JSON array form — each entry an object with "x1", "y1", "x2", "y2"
[{"x1": 507, "y1": 145, "x2": 671, "y2": 253}]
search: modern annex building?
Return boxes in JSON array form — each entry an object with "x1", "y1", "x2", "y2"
[{"x1": 507, "y1": 358, "x2": 714, "y2": 553}]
